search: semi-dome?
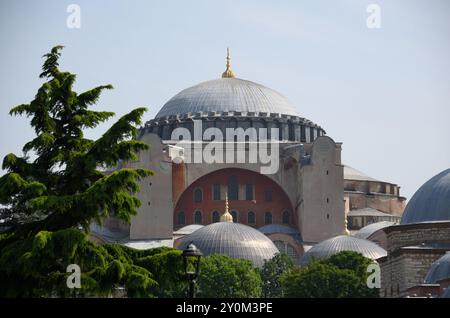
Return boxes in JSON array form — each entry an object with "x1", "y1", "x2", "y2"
[
  {"x1": 155, "y1": 77, "x2": 300, "y2": 119},
  {"x1": 176, "y1": 221, "x2": 279, "y2": 267},
  {"x1": 401, "y1": 168, "x2": 450, "y2": 224},
  {"x1": 424, "y1": 252, "x2": 450, "y2": 284},
  {"x1": 354, "y1": 221, "x2": 396, "y2": 240},
  {"x1": 299, "y1": 235, "x2": 387, "y2": 265}
]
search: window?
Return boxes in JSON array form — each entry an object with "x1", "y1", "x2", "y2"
[
  {"x1": 282, "y1": 210, "x2": 290, "y2": 224},
  {"x1": 265, "y1": 212, "x2": 272, "y2": 225},
  {"x1": 177, "y1": 211, "x2": 185, "y2": 225},
  {"x1": 194, "y1": 210, "x2": 202, "y2": 224},
  {"x1": 213, "y1": 183, "x2": 221, "y2": 200},
  {"x1": 228, "y1": 175, "x2": 238, "y2": 200},
  {"x1": 247, "y1": 211, "x2": 255, "y2": 224},
  {"x1": 231, "y1": 210, "x2": 238, "y2": 223},
  {"x1": 194, "y1": 188, "x2": 203, "y2": 203},
  {"x1": 245, "y1": 184, "x2": 254, "y2": 200},
  {"x1": 264, "y1": 188, "x2": 273, "y2": 202},
  {"x1": 212, "y1": 210, "x2": 220, "y2": 223}
]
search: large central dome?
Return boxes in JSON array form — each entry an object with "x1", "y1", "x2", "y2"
[{"x1": 155, "y1": 78, "x2": 300, "y2": 119}]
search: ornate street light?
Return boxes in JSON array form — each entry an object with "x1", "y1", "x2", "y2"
[{"x1": 182, "y1": 242, "x2": 203, "y2": 298}]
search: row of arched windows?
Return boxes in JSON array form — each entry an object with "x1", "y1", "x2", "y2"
[
  {"x1": 177, "y1": 210, "x2": 290, "y2": 225},
  {"x1": 192, "y1": 177, "x2": 272, "y2": 203}
]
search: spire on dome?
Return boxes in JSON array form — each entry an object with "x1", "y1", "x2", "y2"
[{"x1": 221, "y1": 48, "x2": 235, "y2": 78}]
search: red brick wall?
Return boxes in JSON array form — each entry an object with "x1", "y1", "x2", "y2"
[{"x1": 173, "y1": 168, "x2": 295, "y2": 229}]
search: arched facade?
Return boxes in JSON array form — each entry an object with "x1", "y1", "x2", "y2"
[{"x1": 173, "y1": 168, "x2": 295, "y2": 229}]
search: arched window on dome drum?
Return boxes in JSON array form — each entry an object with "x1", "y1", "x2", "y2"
[
  {"x1": 265, "y1": 212, "x2": 273, "y2": 225},
  {"x1": 194, "y1": 188, "x2": 203, "y2": 203},
  {"x1": 282, "y1": 210, "x2": 290, "y2": 224},
  {"x1": 228, "y1": 175, "x2": 238, "y2": 200},
  {"x1": 247, "y1": 211, "x2": 255, "y2": 225},
  {"x1": 177, "y1": 211, "x2": 185, "y2": 225},
  {"x1": 194, "y1": 210, "x2": 202, "y2": 224},
  {"x1": 231, "y1": 210, "x2": 238, "y2": 223},
  {"x1": 212, "y1": 210, "x2": 220, "y2": 223}
]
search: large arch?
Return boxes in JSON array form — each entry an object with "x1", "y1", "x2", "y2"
[{"x1": 173, "y1": 168, "x2": 296, "y2": 229}]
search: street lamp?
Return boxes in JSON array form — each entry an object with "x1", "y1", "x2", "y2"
[{"x1": 182, "y1": 242, "x2": 203, "y2": 298}]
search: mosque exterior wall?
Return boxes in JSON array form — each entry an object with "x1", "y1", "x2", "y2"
[{"x1": 379, "y1": 221, "x2": 450, "y2": 297}]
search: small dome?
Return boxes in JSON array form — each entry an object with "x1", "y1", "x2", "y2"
[
  {"x1": 177, "y1": 222, "x2": 279, "y2": 267},
  {"x1": 155, "y1": 78, "x2": 300, "y2": 119},
  {"x1": 300, "y1": 235, "x2": 387, "y2": 265},
  {"x1": 258, "y1": 224, "x2": 300, "y2": 235},
  {"x1": 401, "y1": 168, "x2": 450, "y2": 224},
  {"x1": 424, "y1": 252, "x2": 450, "y2": 284},
  {"x1": 343, "y1": 165, "x2": 380, "y2": 182},
  {"x1": 174, "y1": 224, "x2": 204, "y2": 236},
  {"x1": 354, "y1": 221, "x2": 396, "y2": 239}
]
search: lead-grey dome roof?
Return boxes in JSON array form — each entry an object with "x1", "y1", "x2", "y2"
[
  {"x1": 354, "y1": 221, "x2": 396, "y2": 239},
  {"x1": 299, "y1": 235, "x2": 387, "y2": 265},
  {"x1": 424, "y1": 252, "x2": 450, "y2": 284},
  {"x1": 176, "y1": 222, "x2": 279, "y2": 267},
  {"x1": 155, "y1": 78, "x2": 300, "y2": 118},
  {"x1": 401, "y1": 168, "x2": 450, "y2": 224}
]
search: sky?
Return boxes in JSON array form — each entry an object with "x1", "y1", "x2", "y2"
[{"x1": 0, "y1": 0, "x2": 449, "y2": 201}]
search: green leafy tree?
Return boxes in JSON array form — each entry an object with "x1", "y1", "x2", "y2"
[
  {"x1": 261, "y1": 253, "x2": 294, "y2": 297},
  {"x1": 197, "y1": 254, "x2": 262, "y2": 298},
  {"x1": 0, "y1": 46, "x2": 157, "y2": 297},
  {"x1": 281, "y1": 251, "x2": 379, "y2": 298}
]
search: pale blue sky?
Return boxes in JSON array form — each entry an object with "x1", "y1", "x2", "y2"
[{"x1": 0, "y1": 0, "x2": 449, "y2": 201}]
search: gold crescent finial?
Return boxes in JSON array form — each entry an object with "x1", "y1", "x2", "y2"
[
  {"x1": 220, "y1": 193, "x2": 234, "y2": 222},
  {"x1": 221, "y1": 48, "x2": 235, "y2": 78}
]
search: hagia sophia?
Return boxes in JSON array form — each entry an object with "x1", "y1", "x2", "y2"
[{"x1": 91, "y1": 50, "x2": 450, "y2": 298}]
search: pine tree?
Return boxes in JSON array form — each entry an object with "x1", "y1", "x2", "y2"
[{"x1": 0, "y1": 46, "x2": 158, "y2": 297}]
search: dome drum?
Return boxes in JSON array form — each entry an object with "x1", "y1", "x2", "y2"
[{"x1": 143, "y1": 112, "x2": 325, "y2": 143}]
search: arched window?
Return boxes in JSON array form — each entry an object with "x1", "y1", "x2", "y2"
[
  {"x1": 228, "y1": 175, "x2": 238, "y2": 200},
  {"x1": 231, "y1": 210, "x2": 238, "y2": 223},
  {"x1": 282, "y1": 210, "x2": 290, "y2": 224},
  {"x1": 177, "y1": 211, "x2": 185, "y2": 225},
  {"x1": 212, "y1": 210, "x2": 220, "y2": 223},
  {"x1": 194, "y1": 210, "x2": 202, "y2": 224},
  {"x1": 247, "y1": 211, "x2": 255, "y2": 224},
  {"x1": 194, "y1": 188, "x2": 203, "y2": 203},
  {"x1": 245, "y1": 184, "x2": 254, "y2": 200},
  {"x1": 212, "y1": 183, "x2": 221, "y2": 200},
  {"x1": 264, "y1": 188, "x2": 273, "y2": 202},
  {"x1": 265, "y1": 212, "x2": 272, "y2": 225}
]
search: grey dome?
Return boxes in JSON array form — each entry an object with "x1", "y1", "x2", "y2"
[
  {"x1": 176, "y1": 222, "x2": 279, "y2": 267},
  {"x1": 174, "y1": 224, "x2": 204, "y2": 236},
  {"x1": 155, "y1": 78, "x2": 300, "y2": 118},
  {"x1": 424, "y1": 252, "x2": 450, "y2": 284},
  {"x1": 442, "y1": 286, "x2": 450, "y2": 298},
  {"x1": 258, "y1": 224, "x2": 300, "y2": 235},
  {"x1": 354, "y1": 221, "x2": 396, "y2": 239},
  {"x1": 300, "y1": 235, "x2": 387, "y2": 265},
  {"x1": 401, "y1": 169, "x2": 450, "y2": 224}
]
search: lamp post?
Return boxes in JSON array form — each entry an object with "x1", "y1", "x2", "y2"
[{"x1": 182, "y1": 242, "x2": 203, "y2": 298}]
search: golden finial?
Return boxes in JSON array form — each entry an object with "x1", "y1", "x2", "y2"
[
  {"x1": 220, "y1": 193, "x2": 233, "y2": 222},
  {"x1": 221, "y1": 48, "x2": 235, "y2": 78}
]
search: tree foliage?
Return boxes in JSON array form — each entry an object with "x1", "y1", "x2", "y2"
[
  {"x1": 281, "y1": 251, "x2": 379, "y2": 298},
  {"x1": 197, "y1": 254, "x2": 262, "y2": 298},
  {"x1": 261, "y1": 253, "x2": 294, "y2": 298},
  {"x1": 0, "y1": 46, "x2": 159, "y2": 297}
]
